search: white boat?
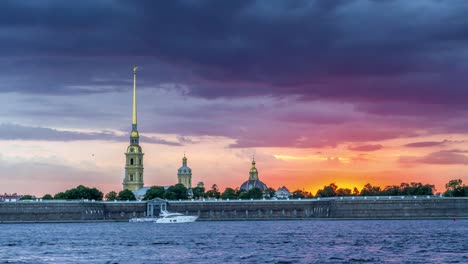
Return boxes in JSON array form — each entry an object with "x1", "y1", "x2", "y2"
[{"x1": 154, "y1": 210, "x2": 198, "y2": 223}]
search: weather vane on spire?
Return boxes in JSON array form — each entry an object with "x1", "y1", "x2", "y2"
[{"x1": 133, "y1": 65, "x2": 138, "y2": 73}]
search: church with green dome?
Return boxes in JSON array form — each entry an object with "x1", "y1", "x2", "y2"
[
  {"x1": 239, "y1": 158, "x2": 268, "y2": 192},
  {"x1": 177, "y1": 154, "x2": 192, "y2": 189}
]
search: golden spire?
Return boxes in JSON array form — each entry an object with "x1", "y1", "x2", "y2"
[{"x1": 132, "y1": 65, "x2": 138, "y2": 130}]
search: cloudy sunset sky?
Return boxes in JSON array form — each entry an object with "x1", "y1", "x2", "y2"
[{"x1": 1, "y1": 0, "x2": 468, "y2": 196}]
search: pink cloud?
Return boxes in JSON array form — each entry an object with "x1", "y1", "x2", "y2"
[
  {"x1": 348, "y1": 144, "x2": 383, "y2": 152},
  {"x1": 399, "y1": 150, "x2": 468, "y2": 165}
]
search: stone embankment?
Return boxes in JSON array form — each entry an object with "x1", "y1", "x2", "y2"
[
  {"x1": 0, "y1": 200, "x2": 146, "y2": 223},
  {"x1": 168, "y1": 197, "x2": 468, "y2": 220},
  {"x1": 0, "y1": 197, "x2": 467, "y2": 223}
]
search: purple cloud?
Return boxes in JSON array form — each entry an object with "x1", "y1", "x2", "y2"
[
  {"x1": 405, "y1": 140, "x2": 450, "y2": 148},
  {"x1": 348, "y1": 144, "x2": 383, "y2": 152},
  {"x1": 400, "y1": 150, "x2": 468, "y2": 165},
  {"x1": 404, "y1": 140, "x2": 464, "y2": 148},
  {"x1": 0, "y1": 123, "x2": 182, "y2": 146}
]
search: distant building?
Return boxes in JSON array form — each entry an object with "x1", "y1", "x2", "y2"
[
  {"x1": 239, "y1": 158, "x2": 268, "y2": 192},
  {"x1": 276, "y1": 186, "x2": 291, "y2": 199},
  {"x1": 0, "y1": 193, "x2": 22, "y2": 202},
  {"x1": 123, "y1": 65, "x2": 144, "y2": 191},
  {"x1": 177, "y1": 154, "x2": 192, "y2": 189}
]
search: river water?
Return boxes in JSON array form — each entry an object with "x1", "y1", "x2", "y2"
[{"x1": 0, "y1": 220, "x2": 466, "y2": 263}]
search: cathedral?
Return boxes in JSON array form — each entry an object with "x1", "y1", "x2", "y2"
[
  {"x1": 122, "y1": 66, "x2": 193, "y2": 199},
  {"x1": 121, "y1": 66, "x2": 271, "y2": 199}
]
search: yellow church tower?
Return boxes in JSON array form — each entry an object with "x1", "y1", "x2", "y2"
[{"x1": 123, "y1": 65, "x2": 144, "y2": 191}]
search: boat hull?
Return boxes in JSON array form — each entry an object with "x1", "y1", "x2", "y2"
[
  {"x1": 155, "y1": 215, "x2": 198, "y2": 224},
  {"x1": 129, "y1": 217, "x2": 158, "y2": 223}
]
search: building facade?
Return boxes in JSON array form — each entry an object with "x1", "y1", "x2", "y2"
[
  {"x1": 177, "y1": 154, "x2": 192, "y2": 189},
  {"x1": 123, "y1": 66, "x2": 144, "y2": 191},
  {"x1": 276, "y1": 186, "x2": 291, "y2": 199}
]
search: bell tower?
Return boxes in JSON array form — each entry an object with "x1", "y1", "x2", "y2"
[
  {"x1": 123, "y1": 65, "x2": 144, "y2": 191},
  {"x1": 177, "y1": 154, "x2": 192, "y2": 189}
]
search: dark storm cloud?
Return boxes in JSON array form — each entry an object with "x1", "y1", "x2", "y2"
[
  {"x1": 2, "y1": 0, "x2": 468, "y2": 148},
  {"x1": 1, "y1": 0, "x2": 468, "y2": 105}
]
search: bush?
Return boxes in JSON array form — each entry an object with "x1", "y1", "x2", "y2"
[{"x1": 117, "y1": 189, "x2": 136, "y2": 201}]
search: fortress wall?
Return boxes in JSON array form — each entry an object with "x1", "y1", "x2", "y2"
[
  {"x1": 0, "y1": 198, "x2": 467, "y2": 223},
  {"x1": 103, "y1": 202, "x2": 147, "y2": 220},
  {"x1": 167, "y1": 198, "x2": 468, "y2": 220},
  {"x1": 167, "y1": 200, "x2": 331, "y2": 220},
  {"x1": 0, "y1": 201, "x2": 146, "y2": 223},
  {"x1": 329, "y1": 198, "x2": 468, "y2": 219}
]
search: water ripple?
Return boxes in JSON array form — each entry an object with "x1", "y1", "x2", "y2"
[{"x1": 0, "y1": 220, "x2": 466, "y2": 263}]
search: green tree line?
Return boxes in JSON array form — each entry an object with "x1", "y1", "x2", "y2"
[{"x1": 18, "y1": 179, "x2": 468, "y2": 201}]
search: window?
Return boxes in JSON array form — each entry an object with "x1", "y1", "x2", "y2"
[
  {"x1": 130, "y1": 174, "x2": 134, "y2": 181},
  {"x1": 139, "y1": 159, "x2": 142, "y2": 165},
  {"x1": 130, "y1": 158, "x2": 134, "y2": 165}
]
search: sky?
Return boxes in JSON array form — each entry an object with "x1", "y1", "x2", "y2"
[{"x1": 1, "y1": 0, "x2": 468, "y2": 196}]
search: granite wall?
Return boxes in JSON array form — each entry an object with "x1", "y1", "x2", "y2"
[
  {"x1": 0, "y1": 201, "x2": 146, "y2": 223},
  {"x1": 1, "y1": 197, "x2": 467, "y2": 223}
]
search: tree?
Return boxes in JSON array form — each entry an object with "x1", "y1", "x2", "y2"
[
  {"x1": 192, "y1": 186, "x2": 206, "y2": 199},
  {"x1": 444, "y1": 179, "x2": 466, "y2": 197},
  {"x1": 237, "y1": 188, "x2": 263, "y2": 199},
  {"x1": 316, "y1": 183, "x2": 338, "y2": 197},
  {"x1": 165, "y1": 184, "x2": 188, "y2": 200},
  {"x1": 292, "y1": 189, "x2": 306, "y2": 199},
  {"x1": 143, "y1": 186, "x2": 165, "y2": 200},
  {"x1": 206, "y1": 184, "x2": 221, "y2": 199},
  {"x1": 352, "y1": 187, "x2": 360, "y2": 196},
  {"x1": 247, "y1": 188, "x2": 264, "y2": 199},
  {"x1": 42, "y1": 194, "x2": 53, "y2": 200},
  {"x1": 221, "y1": 188, "x2": 237, "y2": 200},
  {"x1": 267, "y1": 187, "x2": 276, "y2": 198},
  {"x1": 54, "y1": 192, "x2": 66, "y2": 199},
  {"x1": 238, "y1": 190, "x2": 249, "y2": 199},
  {"x1": 117, "y1": 189, "x2": 136, "y2": 201},
  {"x1": 336, "y1": 188, "x2": 352, "y2": 196},
  {"x1": 360, "y1": 183, "x2": 381, "y2": 196},
  {"x1": 19, "y1": 195, "x2": 34, "y2": 200},
  {"x1": 56, "y1": 185, "x2": 104, "y2": 200},
  {"x1": 105, "y1": 191, "x2": 118, "y2": 201},
  {"x1": 164, "y1": 191, "x2": 178, "y2": 200}
]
